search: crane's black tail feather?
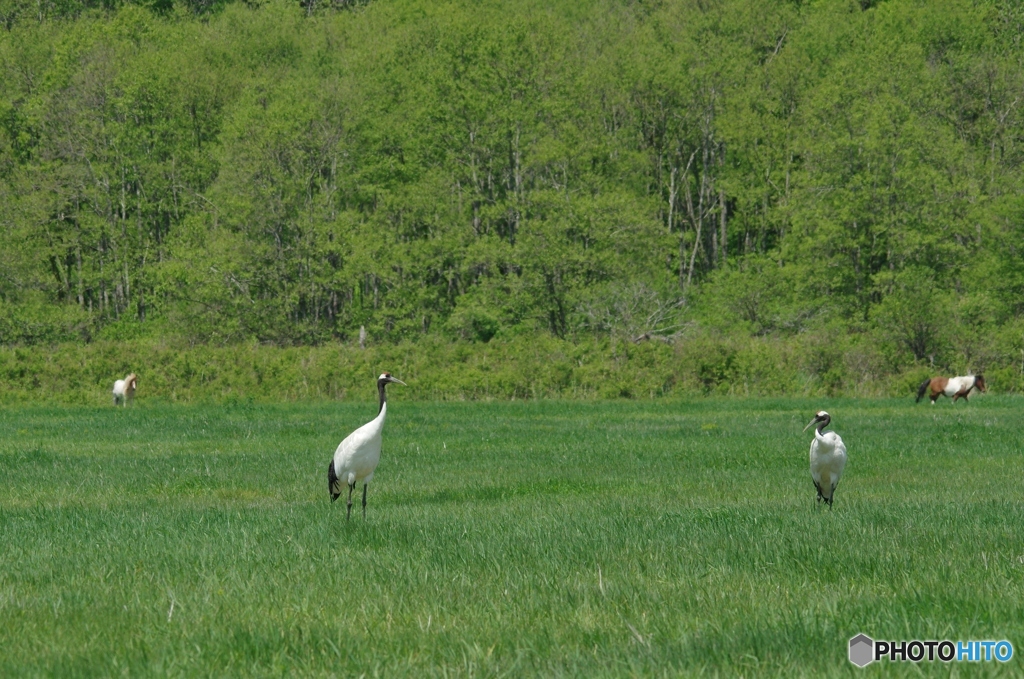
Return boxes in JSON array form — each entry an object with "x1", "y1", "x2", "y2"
[
  {"x1": 916, "y1": 377, "x2": 931, "y2": 403},
  {"x1": 328, "y1": 460, "x2": 340, "y2": 502}
]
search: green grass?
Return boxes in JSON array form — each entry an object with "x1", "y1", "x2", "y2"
[{"x1": 2, "y1": 396, "x2": 1023, "y2": 677}]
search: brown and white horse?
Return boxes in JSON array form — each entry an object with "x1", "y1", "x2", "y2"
[
  {"x1": 916, "y1": 374, "x2": 986, "y2": 404},
  {"x1": 113, "y1": 373, "x2": 138, "y2": 406}
]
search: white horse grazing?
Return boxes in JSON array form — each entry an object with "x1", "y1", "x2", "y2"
[{"x1": 112, "y1": 373, "x2": 138, "y2": 406}]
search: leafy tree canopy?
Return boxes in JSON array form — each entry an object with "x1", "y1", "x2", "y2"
[{"x1": 2, "y1": 0, "x2": 1023, "y2": 379}]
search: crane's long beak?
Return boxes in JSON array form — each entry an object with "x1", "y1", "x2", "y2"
[
  {"x1": 389, "y1": 377, "x2": 407, "y2": 386},
  {"x1": 803, "y1": 417, "x2": 819, "y2": 432}
]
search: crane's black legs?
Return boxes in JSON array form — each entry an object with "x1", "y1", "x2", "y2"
[
  {"x1": 343, "y1": 482, "x2": 369, "y2": 520},
  {"x1": 813, "y1": 481, "x2": 836, "y2": 509}
]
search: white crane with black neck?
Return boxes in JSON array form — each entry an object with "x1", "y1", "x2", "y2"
[
  {"x1": 803, "y1": 410, "x2": 847, "y2": 508},
  {"x1": 328, "y1": 372, "x2": 406, "y2": 519}
]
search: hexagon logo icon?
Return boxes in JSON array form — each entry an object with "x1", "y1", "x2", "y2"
[{"x1": 849, "y1": 634, "x2": 874, "y2": 667}]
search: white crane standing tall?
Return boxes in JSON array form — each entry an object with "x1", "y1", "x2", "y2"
[
  {"x1": 803, "y1": 410, "x2": 847, "y2": 508},
  {"x1": 328, "y1": 372, "x2": 406, "y2": 519}
]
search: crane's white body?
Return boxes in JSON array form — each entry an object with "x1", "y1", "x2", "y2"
[
  {"x1": 809, "y1": 426, "x2": 847, "y2": 504},
  {"x1": 331, "y1": 401, "x2": 387, "y2": 490},
  {"x1": 328, "y1": 372, "x2": 405, "y2": 517}
]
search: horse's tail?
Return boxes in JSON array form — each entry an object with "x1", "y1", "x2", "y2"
[{"x1": 915, "y1": 377, "x2": 931, "y2": 403}]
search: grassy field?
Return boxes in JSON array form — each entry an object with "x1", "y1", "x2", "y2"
[{"x1": 2, "y1": 395, "x2": 1023, "y2": 677}]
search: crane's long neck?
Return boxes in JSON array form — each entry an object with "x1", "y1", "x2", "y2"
[
  {"x1": 815, "y1": 418, "x2": 830, "y2": 440},
  {"x1": 377, "y1": 379, "x2": 388, "y2": 416}
]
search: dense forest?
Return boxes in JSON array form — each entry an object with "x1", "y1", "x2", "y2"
[{"x1": 3, "y1": 0, "x2": 1024, "y2": 399}]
